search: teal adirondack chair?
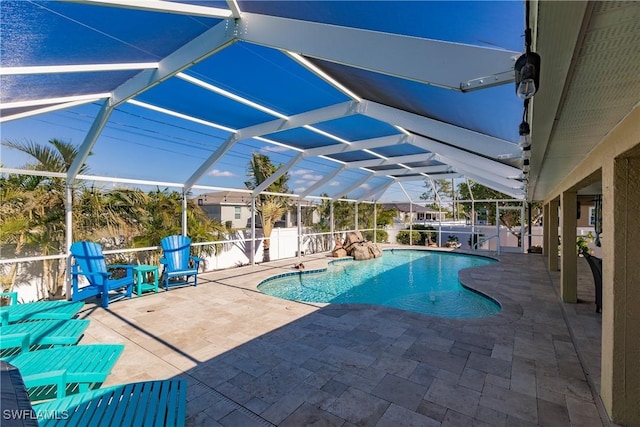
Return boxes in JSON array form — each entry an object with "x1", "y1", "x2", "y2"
[
  {"x1": 159, "y1": 235, "x2": 201, "y2": 291},
  {"x1": 34, "y1": 378, "x2": 187, "y2": 427},
  {"x1": 70, "y1": 241, "x2": 134, "y2": 308},
  {"x1": 0, "y1": 319, "x2": 90, "y2": 357},
  {"x1": 0, "y1": 292, "x2": 84, "y2": 326},
  {"x1": 2, "y1": 344, "x2": 124, "y2": 402}
]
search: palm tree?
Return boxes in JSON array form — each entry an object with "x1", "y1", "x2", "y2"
[
  {"x1": 1, "y1": 138, "x2": 91, "y2": 298},
  {"x1": 244, "y1": 153, "x2": 291, "y2": 262}
]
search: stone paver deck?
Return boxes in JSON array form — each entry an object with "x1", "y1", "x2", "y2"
[{"x1": 76, "y1": 248, "x2": 611, "y2": 426}]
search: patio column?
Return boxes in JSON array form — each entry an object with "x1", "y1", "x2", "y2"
[
  {"x1": 547, "y1": 198, "x2": 559, "y2": 271},
  {"x1": 601, "y1": 154, "x2": 640, "y2": 425},
  {"x1": 560, "y1": 190, "x2": 577, "y2": 303},
  {"x1": 542, "y1": 202, "x2": 549, "y2": 256}
]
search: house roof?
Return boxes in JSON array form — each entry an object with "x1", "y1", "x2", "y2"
[
  {"x1": 0, "y1": 0, "x2": 528, "y2": 203},
  {"x1": 381, "y1": 203, "x2": 441, "y2": 214}
]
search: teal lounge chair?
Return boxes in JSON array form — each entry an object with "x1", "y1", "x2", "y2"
[
  {"x1": 0, "y1": 319, "x2": 90, "y2": 357},
  {"x1": 0, "y1": 292, "x2": 84, "y2": 326},
  {"x1": 34, "y1": 378, "x2": 187, "y2": 427},
  {"x1": 160, "y1": 235, "x2": 201, "y2": 291},
  {"x1": 2, "y1": 344, "x2": 124, "y2": 402},
  {"x1": 70, "y1": 241, "x2": 134, "y2": 308}
]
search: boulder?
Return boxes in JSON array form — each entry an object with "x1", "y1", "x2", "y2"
[
  {"x1": 332, "y1": 248, "x2": 348, "y2": 258},
  {"x1": 352, "y1": 244, "x2": 371, "y2": 261},
  {"x1": 332, "y1": 233, "x2": 383, "y2": 261}
]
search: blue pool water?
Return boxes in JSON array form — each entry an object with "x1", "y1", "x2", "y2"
[{"x1": 258, "y1": 250, "x2": 500, "y2": 318}]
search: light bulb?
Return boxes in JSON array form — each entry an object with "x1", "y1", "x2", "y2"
[{"x1": 517, "y1": 63, "x2": 537, "y2": 99}]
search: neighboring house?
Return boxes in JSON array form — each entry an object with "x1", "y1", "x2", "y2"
[
  {"x1": 382, "y1": 203, "x2": 446, "y2": 223},
  {"x1": 195, "y1": 191, "x2": 320, "y2": 229},
  {"x1": 195, "y1": 191, "x2": 253, "y2": 229},
  {"x1": 577, "y1": 195, "x2": 598, "y2": 228}
]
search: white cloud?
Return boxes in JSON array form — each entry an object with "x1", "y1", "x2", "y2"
[
  {"x1": 290, "y1": 169, "x2": 312, "y2": 176},
  {"x1": 293, "y1": 186, "x2": 307, "y2": 193},
  {"x1": 260, "y1": 145, "x2": 289, "y2": 153},
  {"x1": 361, "y1": 183, "x2": 371, "y2": 190},
  {"x1": 208, "y1": 169, "x2": 235, "y2": 177},
  {"x1": 329, "y1": 181, "x2": 341, "y2": 187},
  {"x1": 302, "y1": 174, "x2": 323, "y2": 181}
]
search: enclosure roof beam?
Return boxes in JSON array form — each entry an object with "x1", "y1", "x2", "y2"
[
  {"x1": 252, "y1": 153, "x2": 304, "y2": 196},
  {"x1": 331, "y1": 173, "x2": 373, "y2": 200},
  {"x1": 299, "y1": 165, "x2": 346, "y2": 198},
  {"x1": 344, "y1": 152, "x2": 436, "y2": 169},
  {"x1": 374, "y1": 165, "x2": 451, "y2": 177},
  {"x1": 304, "y1": 134, "x2": 410, "y2": 157},
  {"x1": 185, "y1": 101, "x2": 360, "y2": 190},
  {"x1": 237, "y1": 13, "x2": 518, "y2": 91},
  {"x1": 362, "y1": 101, "x2": 521, "y2": 160},
  {"x1": 358, "y1": 179, "x2": 395, "y2": 202}
]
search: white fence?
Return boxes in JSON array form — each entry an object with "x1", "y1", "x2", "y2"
[{"x1": 3, "y1": 224, "x2": 594, "y2": 303}]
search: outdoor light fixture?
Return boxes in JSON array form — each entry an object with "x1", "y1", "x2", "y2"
[
  {"x1": 515, "y1": 51, "x2": 541, "y2": 100},
  {"x1": 514, "y1": 8, "x2": 541, "y2": 101},
  {"x1": 519, "y1": 99, "x2": 532, "y2": 153}
]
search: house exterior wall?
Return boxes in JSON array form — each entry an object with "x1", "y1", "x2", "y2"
[{"x1": 542, "y1": 105, "x2": 640, "y2": 425}]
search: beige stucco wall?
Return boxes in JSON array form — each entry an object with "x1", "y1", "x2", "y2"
[{"x1": 542, "y1": 105, "x2": 640, "y2": 425}]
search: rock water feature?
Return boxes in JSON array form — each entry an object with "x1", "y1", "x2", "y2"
[{"x1": 331, "y1": 231, "x2": 383, "y2": 260}]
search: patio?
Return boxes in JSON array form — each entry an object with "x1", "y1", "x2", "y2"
[{"x1": 74, "y1": 249, "x2": 607, "y2": 426}]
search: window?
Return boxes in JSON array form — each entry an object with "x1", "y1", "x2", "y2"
[
  {"x1": 234, "y1": 206, "x2": 241, "y2": 220},
  {"x1": 197, "y1": 199, "x2": 203, "y2": 206},
  {"x1": 588, "y1": 207, "x2": 595, "y2": 226}
]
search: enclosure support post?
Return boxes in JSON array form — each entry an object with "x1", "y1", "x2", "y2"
[
  {"x1": 471, "y1": 200, "x2": 475, "y2": 251},
  {"x1": 355, "y1": 202, "x2": 358, "y2": 231},
  {"x1": 181, "y1": 191, "x2": 187, "y2": 236},
  {"x1": 373, "y1": 202, "x2": 377, "y2": 243},
  {"x1": 330, "y1": 201, "x2": 334, "y2": 238},
  {"x1": 250, "y1": 196, "x2": 255, "y2": 266},
  {"x1": 409, "y1": 202, "x2": 413, "y2": 246},
  {"x1": 65, "y1": 184, "x2": 73, "y2": 300},
  {"x1": 297, "y1": 198, "x2": 302, "y2": 259}
]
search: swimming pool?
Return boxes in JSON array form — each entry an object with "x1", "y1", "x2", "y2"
[{"x1": 258, "y1": 249, "x2": 500, "y2": 318}]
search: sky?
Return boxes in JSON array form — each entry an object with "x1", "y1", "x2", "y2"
[{"x1": 0, "y1": 0, "x2": 525, "y2": 204}]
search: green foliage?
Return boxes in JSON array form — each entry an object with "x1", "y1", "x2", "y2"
[
  {"x1": 362, "y1": 229, "x2": 388, "y2": 243},
  {"x1": 245, "y1": 152, "x2": 291, "y2": 262},
  {"x1": 1, "y1": 138, "x2": 227, "y2": 294},
  {"x1": 421, "y1": 178, "x2": 453, "y2": 202},
  {"x1": 396, "y1": 230, "x2": 422, "y2": 245},
  {"x1": 396, "y1": 225, "x2": 436, "y2": 245}
]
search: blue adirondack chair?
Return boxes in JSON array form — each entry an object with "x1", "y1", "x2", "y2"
[
  {"x1": 70, "y1": 241, "x2": 134, "y2": 308},
  {"x1": 159, "y1": 235, "x2": 202, "y2": 291}
]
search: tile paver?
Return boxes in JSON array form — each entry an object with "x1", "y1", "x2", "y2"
[{"x1": 74, "y1": 248, "x2": 609, "y2": 426}]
